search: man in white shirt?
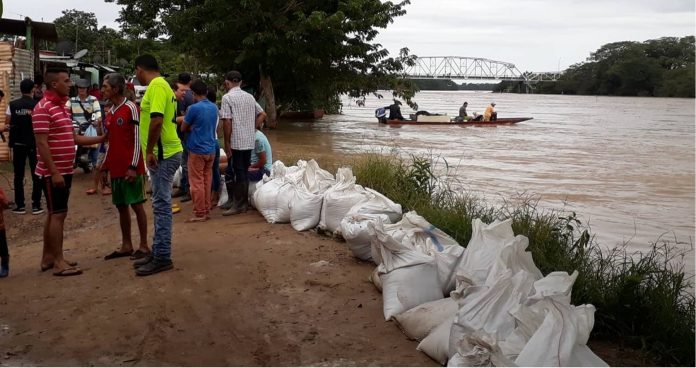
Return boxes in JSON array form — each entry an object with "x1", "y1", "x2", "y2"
[{"x1": 219, "y1": 71, "x2": 267, "y2": 216}]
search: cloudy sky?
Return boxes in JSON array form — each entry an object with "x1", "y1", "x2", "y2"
[{"x1": 4, "y1": 0, "x2": 695, "y2": 71}]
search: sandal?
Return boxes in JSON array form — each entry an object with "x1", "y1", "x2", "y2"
[
  {"x1": 101, "y1": 188, "x2": 112, "y2": 196},
  {"x1": 104, "y1": 250, "x2": 133, "y2": 260},
  {"x1": 86, "y1": 188, "x2": 97, "y2": 195},
  {"x1": 130, "y1": 249, "x2": 151, "y2": 260},
  {"x1": 172, "y1": 204, "x2": 181, "y2": 214},
  {"x1": 41, "y1": 260, "x2": 78, "y2": 272},
  {"x1": 53, "y1": 267, "x2": 83, "y2": 277},
  {"x1": 185, "y1": 217, "x2": 208, "y2": 223}
]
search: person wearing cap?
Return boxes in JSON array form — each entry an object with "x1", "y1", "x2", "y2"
[
  {"x1": 132, "y1": 54, "x2": 183, "y2": 276},
  {"x1": 67, "y1": 78, "x2": 105, "y2": 194},
  {"x1": 483, "y1": 102, "x2": 497, "y2": 122},
  {"x1": 220, "y1": 70, "x2": 266, "y2": 216}
]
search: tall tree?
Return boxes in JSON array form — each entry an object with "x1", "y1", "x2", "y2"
[
  {"x1": 104, "y1": 0, "x2": 418, "y2": 127},
  {"x1": 53, "y1": 9, "x2": 99, "y2": 54}
]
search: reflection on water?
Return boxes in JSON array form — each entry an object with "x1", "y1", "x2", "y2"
[{"x1": 267, "y1": 91, "x2": 695, "y2": 272}]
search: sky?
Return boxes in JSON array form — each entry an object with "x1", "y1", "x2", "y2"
[{"x1": 3, "y1": 0, "x2": 695, "y2": 72}]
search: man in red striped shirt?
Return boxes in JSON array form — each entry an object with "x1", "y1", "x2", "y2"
[{"x1": 33, "y1": 68, "x2": 105, "y2": 276}]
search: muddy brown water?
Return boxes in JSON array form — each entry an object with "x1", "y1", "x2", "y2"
[{"x1": 267, "y1": 91, "x2": 695, "y2": 272}]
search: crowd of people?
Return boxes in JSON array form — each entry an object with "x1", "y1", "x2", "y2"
[{"x1": 0, "y1": 54, "x2": 272, "y2": 278}]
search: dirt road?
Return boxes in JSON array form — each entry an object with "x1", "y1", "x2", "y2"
[{"x1": 0, "y1": 173, "x2": 434, "y2": 366}]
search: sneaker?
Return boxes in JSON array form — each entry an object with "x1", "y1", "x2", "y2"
[
  {"x1": 32, "y1": 207, "x2": 45, "y2": 215},
  {"x1": 136, "y1": 259, "x2": 173, "y2": 276},
  {"x1": 11, "y1": 207, "x2": 26, "y2": 215},
  {"x1": 180, "y1": 194, "x2": 192, "y2": 203},
  {"x1": 133, "y1": 255, "x2": 153, "y2": 269}
]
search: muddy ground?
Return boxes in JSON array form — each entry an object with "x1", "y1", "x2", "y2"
[{"x1": 0, "y1": 168, "x2": 647, "y2": 366}]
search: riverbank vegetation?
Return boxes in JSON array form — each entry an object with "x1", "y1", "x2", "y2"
[
  {"x1": 496, "y1": 36, "x2": 695, "y2": 97},
  {"x1": 345, "y1": 152, "x2": 694, "y2": 366}
]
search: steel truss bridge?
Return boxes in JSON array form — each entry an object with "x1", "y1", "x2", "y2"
[{"x1": 402, "y1": 56, "x2": 562, "y2": 87}]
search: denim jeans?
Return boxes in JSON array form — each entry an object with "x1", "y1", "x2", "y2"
[
  {"x1": 149, "y1": 152, "x2": 182, "y2": 262},
  {"x1": 226, "y1": 150, "x2": 252, "y2": 210}
]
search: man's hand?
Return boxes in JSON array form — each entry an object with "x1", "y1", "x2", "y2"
[
  {"x1": 146, "y1": 153, "x2": 158, "y2": 170},
  {"x1": 248, "y1": 167, "x2": 259, "y2": 172},
  {"x1": 126, "y1": 168, "x2": 137, "y2": 183},
  {"x1": 51, "y1": 175, "x2": 66, "y2": 188}
]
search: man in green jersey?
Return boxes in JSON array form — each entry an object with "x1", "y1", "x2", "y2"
[{"x1": 132, "y1": 54, "x2": 183, "y2": 276}]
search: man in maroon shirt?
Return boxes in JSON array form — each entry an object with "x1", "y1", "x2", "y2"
[
  {"x1": 33, "y1": 68, "x2": 105, "y2": 276},
  {"x1": 100, "y1": 73, "x2": 150, "y2": 261}
]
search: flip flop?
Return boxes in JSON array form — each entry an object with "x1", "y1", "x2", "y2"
[
  {"x1": 130, "y1": 249, "x2": 151, "y2": 260},
  {"x1": 41, "y1": 260, "x2": 78, "y2": 272},
  {"x1": 102, "y1": 189, "x2": 112, "y2": 196},
  {"x1": 172, "y1": 204, "x2": 181, "y2": 214},
  {"x1": 104, "y1": 250, "x2": 133, "y2": 260},
  {"x1": 185, "y1": 217, "x2": 207, "y2": 223},
  {"x1": 86, "y1": 188, "x2": 97, "y2": 195},
  {"x1": 53, "y1": 267, "x2": 83, "y2": 277}
]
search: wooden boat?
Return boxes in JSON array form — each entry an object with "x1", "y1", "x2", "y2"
[{"x1": 380, "y1": 117, "x2": 533, "y2": 126}]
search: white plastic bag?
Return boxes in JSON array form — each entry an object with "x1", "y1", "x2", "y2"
[
  {"x1": 302, "y1": 159, "x2": 335, "y2": 194},
  {"x1": 417, "y1": 316, "x2": 455, "y2": 365}
]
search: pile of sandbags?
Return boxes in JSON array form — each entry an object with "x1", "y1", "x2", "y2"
[{"x1": 246, "y1": 159, "x2": 606, "y2": 367}]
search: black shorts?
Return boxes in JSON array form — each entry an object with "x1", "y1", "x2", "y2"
[{"x1": 43, "y1": 175, "x2": 73, "y2": 214}]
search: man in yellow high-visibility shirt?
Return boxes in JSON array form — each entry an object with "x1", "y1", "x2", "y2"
[{"x1": 132, "y1": 54, "x2": 183, "y2": 276}]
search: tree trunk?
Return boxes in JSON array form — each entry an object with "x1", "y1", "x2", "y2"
[{"x1": 259, "y1": 68, "x2": 277, "y2": 129}]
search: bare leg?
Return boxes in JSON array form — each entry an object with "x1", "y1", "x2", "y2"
[
  {"x1": 41, "y1": 214, "x2": 53, "y2": 268},
  {"x1": 117, "y1": 205, "x2": 134, "y2": 253},
  {"x1": 93, "y1": 169, "x2": 101, "y2": 193},
  {"x1": 48, "y1": 212, "x2": 73, "y2": 271},
  {"x1": 131, "y1": 203, "x2": 149, "y2": 252}
]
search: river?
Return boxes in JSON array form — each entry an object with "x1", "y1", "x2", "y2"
[{"x1": 265, "y1": 91, "x2": 695, "y2": 272}]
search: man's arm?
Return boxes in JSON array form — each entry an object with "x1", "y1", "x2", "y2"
[
  {"x1": 74, "y1": 133, "x2": 105, "y2": 146},
  {"x1": 255, "y1": 111, "x2": 267, "y2": 130},
  {"x1": 181, "y1": 121, "x2": 192, "y2": 133},
  {"x1": 250, "y1": 151, "x2": 266, "y2": 170},
  {"x1": 146, "y1": 115, "x2": 164, "y2": 157}
]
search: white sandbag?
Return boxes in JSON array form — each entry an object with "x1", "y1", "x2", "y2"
[
  {"x1": 370, "y1": 266, "x2": 382, "y2": 292},
  {"x1": 454, "y1": 218, "x2": 517, "y2": 289},
  {"x1": 253, "y1": 179, "x2": 294, "y2": 223},
  {"x1": 417, "y1": 316, "x2": 455, "y2": 365},
  {"x1": 218, "y1": 177, "x2": 228, "y2": 207},
  {"x1": 302, "y1": 159, "x2": 335, "y2": 194},
  {"x1": 172, "y1": 166, "x2": 183, "y2": 188},
  {"x1": 504, "y1": 271, "x2": 607, "y2": 367},
  {"x1": 247, "y1": 180, "x2": 263, "y2": 209},
  {"x1": 447, "y1": 331, "x2": 516, "y2": 367},
  {"x1": 394, "y1": 297, "x2": 459, "y2": 341},
  {"x1": 348, "y1": 188, "x2": 403, "y2": 223},
  {"x1": 290, "y1": 189, "x2": 324, "y2": 231},
  {"x1": 389, "y1": 212, "x2": 464, "y2": 294},
  {"x1": 340, "y1": 213, "x2": 390, "y2": 261},
  {"x1": 484, "y1": 235, "x2": 543, "y2": 286},
  {"x1": 381, "y1": 263, "x2": 443, "y2": 321},
  {"x1": 447, "y1": 270, "x2": 537, "y2": 366},
  {"x1": 318, "y1": 167, "x2": 371, "y2": 234}
]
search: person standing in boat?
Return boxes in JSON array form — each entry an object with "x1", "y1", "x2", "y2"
[{"x1": 483, "y1": 102, "x2": 497, "y2": 121}]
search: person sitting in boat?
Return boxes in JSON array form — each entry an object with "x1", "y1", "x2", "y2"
[
  {"x1": 471, "y1": 112, "x2": 484, "y2": 121},
  {"x1": 454, "y1": 101, "x2": 469, "y2": 122},
  {"x1": 386, "y1": 100, "x2": 405, "y2": 120},
  {"x1": 483, "y1": 102, "x2": 497, "y2": 121}
]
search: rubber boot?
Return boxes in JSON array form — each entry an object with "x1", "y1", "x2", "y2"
[{"x1": 219, "y1": 181, "x2": 235, "y2": 210}]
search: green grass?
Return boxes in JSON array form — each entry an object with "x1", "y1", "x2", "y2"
[{"x1": 346, "y1": 152, "x2": 695, "y2": 366}]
